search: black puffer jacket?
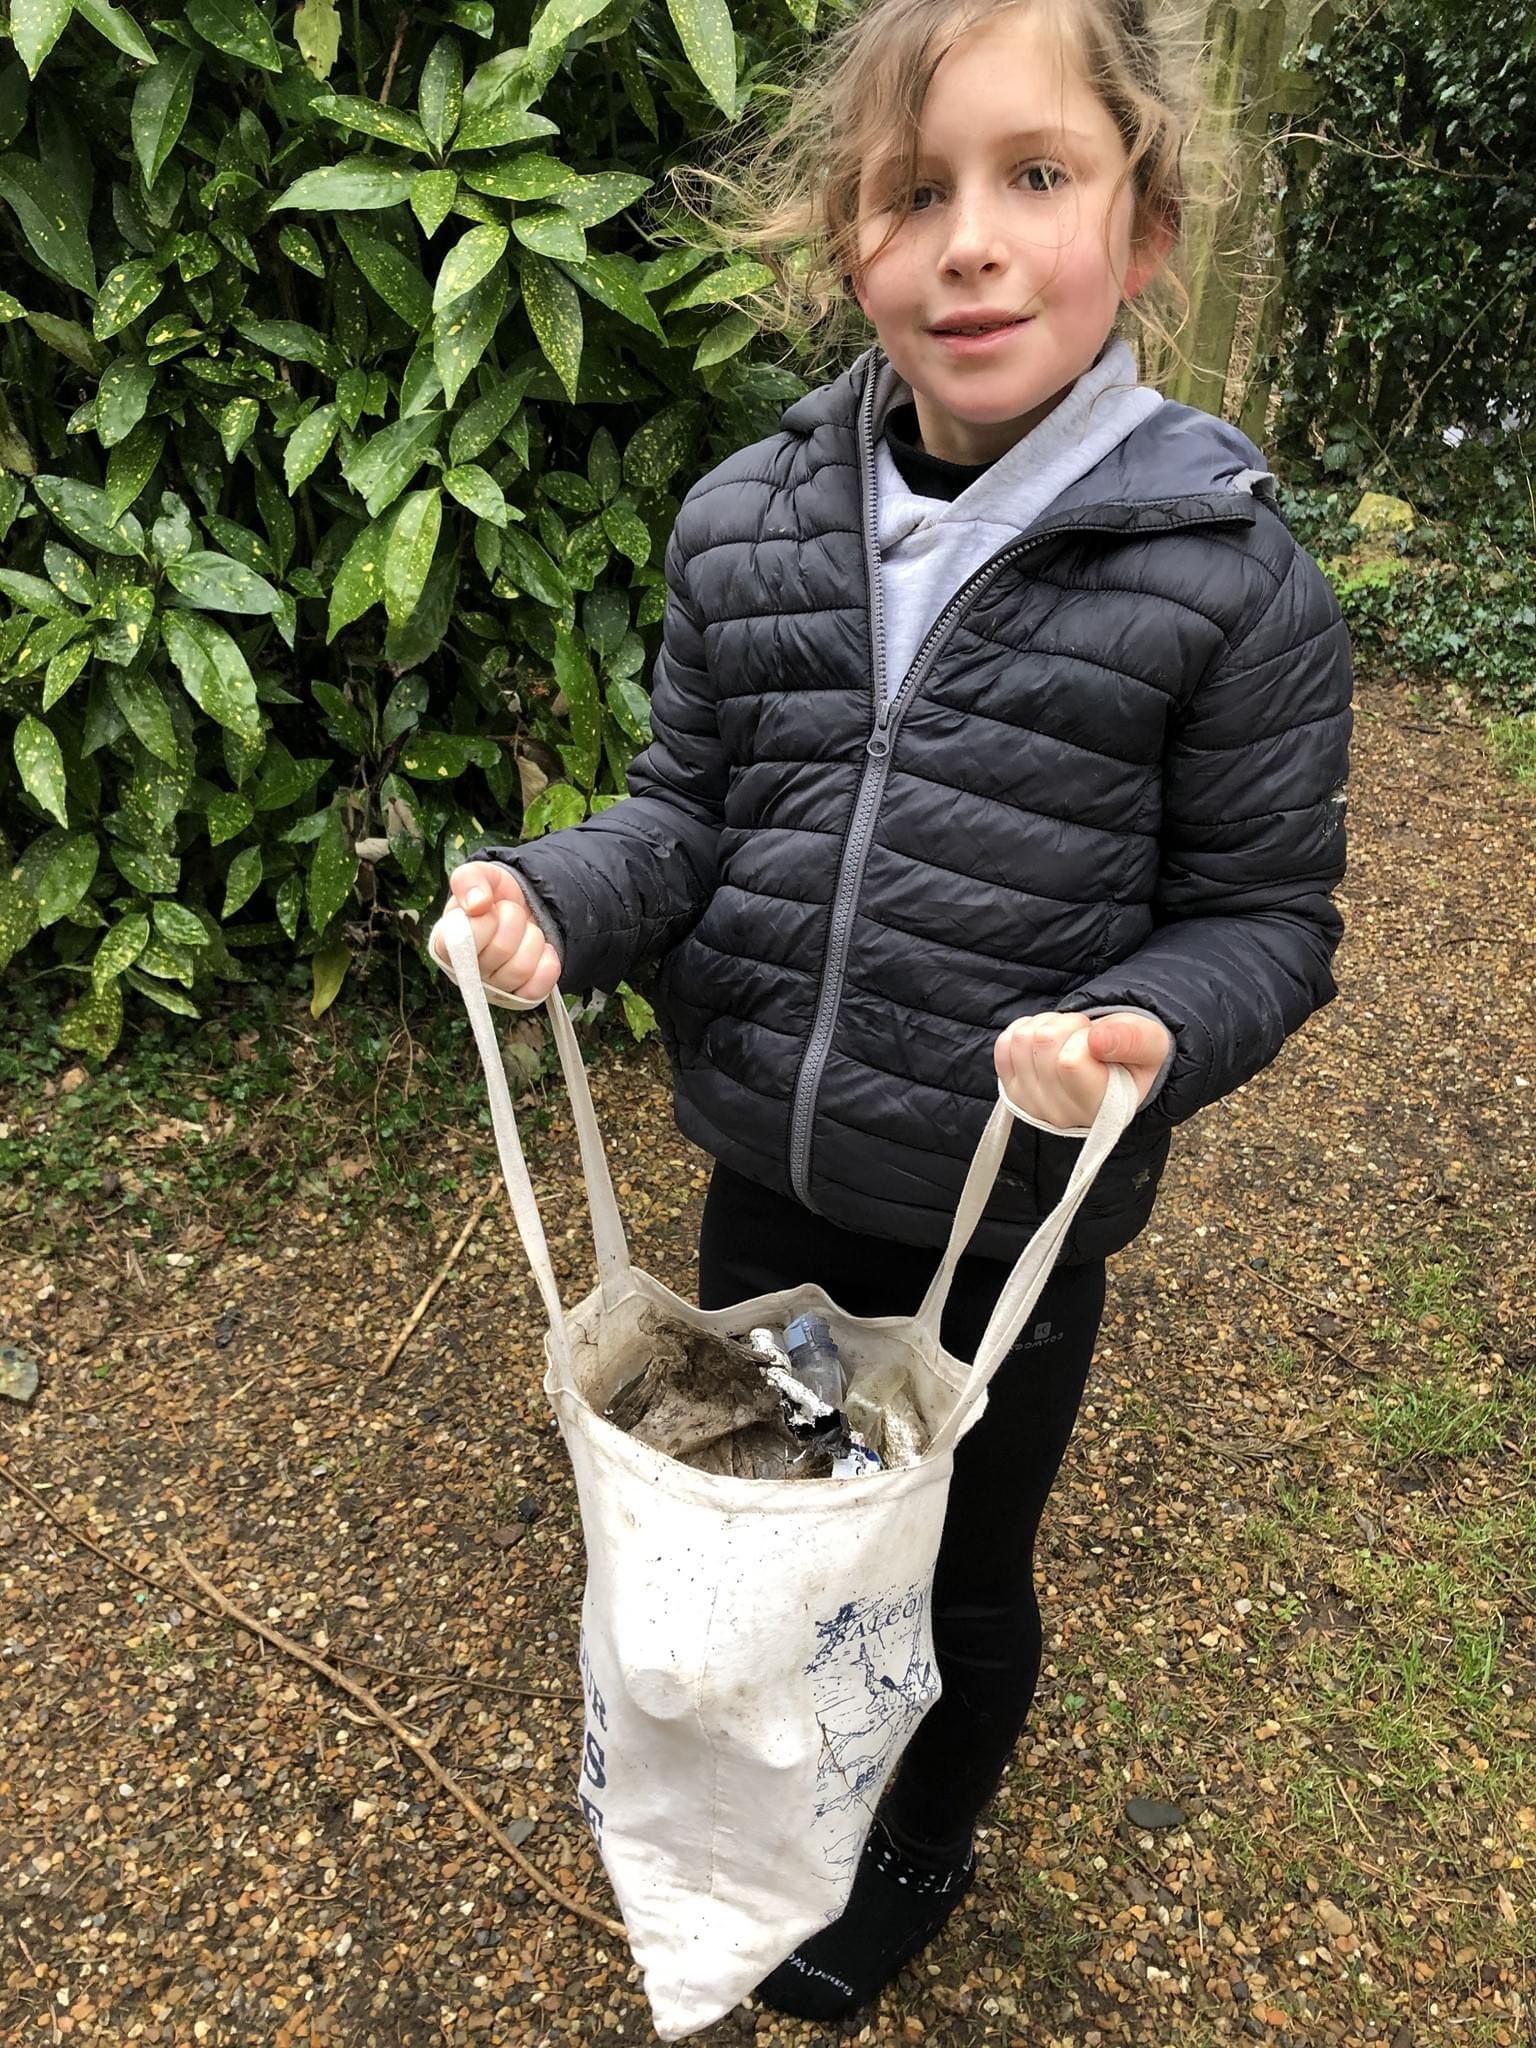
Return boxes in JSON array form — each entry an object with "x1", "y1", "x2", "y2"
[{"x1": 482, "y1": 348, "x2": 1352, "y2": 1262}]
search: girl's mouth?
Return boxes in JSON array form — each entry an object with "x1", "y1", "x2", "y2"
[{"x1": 930, "y1": 318, "x2": 1031, "y2": 354}]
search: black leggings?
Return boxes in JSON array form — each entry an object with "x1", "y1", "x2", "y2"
[{"x1": 697, "y1": 1162, "x2": 1105, "y2": 1865}]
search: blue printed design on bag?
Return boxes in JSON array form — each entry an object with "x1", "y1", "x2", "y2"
[
  {"x1": 805, "y1": 1581, "x2": 939, "y2": 1876},
  {"x1": 577, "y1": 1631, "x2": 608, "y2": 1845}
]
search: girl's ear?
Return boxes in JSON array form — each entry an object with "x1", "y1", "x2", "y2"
[{"x1": 1124, "y1": 214, "x2": 1176, "y2": 301}]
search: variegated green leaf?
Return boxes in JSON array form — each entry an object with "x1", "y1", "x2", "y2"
[
  {"x1": 310, "y1": 94, "x2": 430, "y2": 153},
  {"x1": 273, "y1": 160, "x2": 415, "y2": 211},
  {"x1": 96, "y1": 358, "x2": 156, "y2": 449},
  {"x1": 463, "y1": 152, "x2": 576, "y2": 201},
  {"x1": 13, "y1": 0, "x2": 76, "y2": 80},
  {"x1": 161, "y1": 610, "x2": 262, "y2": 742},
  {"x1": 185, "y1": 0, "x2": 282, "y2": 71},
  {"x1": 165, "y1": 551, "x2": 282, "y2": 616},
  {"x1": 337, "y1": 219, "x2": 432, "y2": 328},
  {"x1": 383, "y1": 488, "x2": 442, "y2": 627},
  {"x1": 15, "y1": 714, "x2": 68, "y2": 826},
  {"x1": 667, "y1": 257, "x2": 773, "y2": 313},
  {"x1": 106, "y1": 420, "x2": 165, "y2": 524},
  {"x1": 553, "y1": 622, "x2": 600, "y2": 792},
  {"x1": 292, "y1": 0, "x2": 340, "y2": 78},
  {"x1": 443, "y1": 464, "x2": 507, "y2": 526},
  {"x1": 623, "y1": 402, "x2": 702, "y2": 489},
  {"x1": 43, "y1": 640, "x2": 92, "y2": 710},
  {"x1": 667, "y1": 0, "x2": 738, "y2": 117},
  {"x1": 93, "y1": 912, "x2": 150, "y2": 986},
  {"x1": 433, "y1": 222, "x2": 508, "y2": 311},
  {"x1": 450, "y1": 103, "x2": 558, "y2": 153},
  {"x1": 410, "y1": 167, "x2": 458, "y2": 238},
  {"x1": 327, "y1": 508, "x2": 397, "y2": 640},
  {"x1": 519, "y1": 252, "x2": 582, "y2": 401},
  {"x1": 32, "y1": 830, "x2": 98, "y2": 926},
  {"x1": 74, "y1": 0, "x2": 157, "y2": 63},
  {"x1": 206, "y1": 792, "x2": 253, "y2": 845},
  {"x1": 512, "y1": 210, "x2": 586, "y2": 262},
  {"x1": 58, "y1": 975, "x2": 124, "y2": 1058},
  {"x1": 152, "y1": 899, "x2": 211, "y2": 948},
  {"x1": 553, "y1": 171, "x2": 652, "y2": 229},
  {"x1": 433, "y1": 270, "x2": 504, "y2": 407},
  {"x1": 0, "y1": 569, "x2": 74, "y2": 619},
  {"x1": 36, "y1": 476, "x2": 145, "y2": 556},
  {"x1": 307, "y1": 804, "x2": 358, "y2": 931},
  {"x1": 695, "y1": 307, "x2": 756, "y2": 369},
  {"x1": 222, "y1": 843, "x2": 262, "y2": 916},
  {"x1": 418, "y1": 34, "x2": 463, "y2": 153},
  {"x1": 342, "y1": 414, "x2": 442, "y2": 521},
  {"x1": 310, "y1": 937, "x2": 352, "y2": 1018},
  {"x1": 107, "y1": 668, "x2": 179, "y2": 767},
  {"x1": 283, "y1": 402, "x2": 338, "y2": 492},
  {"x1": 559, "y1": 251, "x2": 666, "y2": 341}
]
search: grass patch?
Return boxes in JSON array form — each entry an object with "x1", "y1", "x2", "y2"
[{"x1": 1487, "y1": 713, "x2": 1536, "y2": 784}]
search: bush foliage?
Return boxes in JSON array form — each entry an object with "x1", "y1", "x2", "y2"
[{"x1": 0, "y1": 0, "x2": 815, "y2": 1053}]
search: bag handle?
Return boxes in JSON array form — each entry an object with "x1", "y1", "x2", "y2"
[
  {"x1": 437, "y1": 912, "x2": 634, "y2": 1372},
  {"x1": 923, "y1": 1066, "x2": 1139, "y2": 1460}
]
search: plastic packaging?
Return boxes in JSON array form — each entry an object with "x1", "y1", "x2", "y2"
[
  {"x1": 783, "y1": 1312, "x2": 846, "y2": 1408},
  {"x1": 844, "y1": 1359, "x2": 927, "y2": 1470}
]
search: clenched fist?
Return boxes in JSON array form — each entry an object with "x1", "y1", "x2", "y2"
[
  {"x1": 431, "y1": 861, "x2": 563, "y2": 1006},
  {"x1": 995, "y1": 1011, "x2": 1172, "y2": 1131}
]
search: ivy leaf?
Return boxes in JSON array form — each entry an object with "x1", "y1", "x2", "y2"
[
  {"x1": 132, "y1": 46, "x2": 198, "y2": 188},
  {"x1": 519, "y1": 252, "x2": 582, "y2": 402},
  {"x1": 418, "y1": 34, "x2": 463, "y2": 153},
  {"x1": 273, "y1": 160, "x2": 415, "y2": 211},
  {"x1": 15, "y1": 715, "x2": 68, "y2": 826},
  {"x1": 12, "y1": 0, "x2": 77, "y2": 80},
  {"x1": 443, "y1": 463, "x2": 507, "y2": 526},
  {"x1": 186, "y1": 0, "x2": 284, "y2": 72},
  {"x1": 283, "y1": 402, "x2": 338, "y2": 492},
  {"x1": 383, "y1": 488, "x2": 442, "y2": 627},
  {"x1": 95, "y1": 260, "x2": 164, "y2": 342},
  {"x1": 292, "y1": 0, "x2": 341, "y2": 78},
  {"x1": 666, "y1": 0, "x2": 738, "y2": 117},
  {"x1": 161, "y1": 610, "x2": 262, "y2": 743},
  {"x1": 165, "y1": 551, "x2": 283, "y2": 616},
  {"x1": 73, "y1": 0, "x2": 158, "y2": 64},
  {"x1": 35, "y1": 477, "x2": 145, "y2": 557},
  {"x1": 433, "y1": 269, "x2": 504, "y2": 408},
  {"x1": 0, "y1": 154, "x2": 95, "y2": 294},
  {"x1": 410, "y1": 167, "x2": 458, "y2": 238},
  {"x1": 306, "y1": 804, "x2": 358, "y2": 931},
  {"x1": 310, "y1": 94, "x2": 430, "y2": 154},
  {"x1": 433, "y1": 222, "x2": 509, "y2": 312}
]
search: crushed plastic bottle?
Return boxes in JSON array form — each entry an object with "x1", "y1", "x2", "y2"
[{"x1": 844, "y1": 1359, "x2": 927, "y2": 1470}]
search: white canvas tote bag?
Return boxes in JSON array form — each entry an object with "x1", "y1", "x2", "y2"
[{"x1": 437, "y1": 908, "x2": 1136, "y2": 2039}]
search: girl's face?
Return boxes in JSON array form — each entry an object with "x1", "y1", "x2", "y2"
[{"x1": 852, "y1": 8, "x2": 1169, "y2": 465}]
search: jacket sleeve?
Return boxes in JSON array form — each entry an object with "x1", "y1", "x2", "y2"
[
  {"x1": 472, "y1": 521, "x2": 725, "y2": 993},
  {"x1": 1061, "y1": 536, "x2": 1352, "y2": 1126}
]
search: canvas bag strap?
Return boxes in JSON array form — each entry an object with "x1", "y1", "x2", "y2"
[{"x1": 924, "y1": 1065, "x2": 1139, "y2": 1460}]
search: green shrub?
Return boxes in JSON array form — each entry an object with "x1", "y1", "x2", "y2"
[{"x1": 0, "y1": 0, "x2": 817, "y2": 1053}]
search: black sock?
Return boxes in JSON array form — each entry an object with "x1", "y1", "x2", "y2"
[{"x1": 753, "y1": 1822, "x2": 975, "y2": 2021}]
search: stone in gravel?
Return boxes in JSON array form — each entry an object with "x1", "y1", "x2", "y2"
[
  {"x1": 0, "y1": 1342, "x2": 39, "y2": 1404},
  {"x1": 1125, "y1": 1796, "x2": 1187, "y2": 1830},
  {"x1": 516, "y1": 1495, "x2": 543, "y2": 1523}
]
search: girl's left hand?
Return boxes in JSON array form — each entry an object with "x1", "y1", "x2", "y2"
[{"x1": 994, "y1": 1012, "x2": 1173, "y2": 1130}]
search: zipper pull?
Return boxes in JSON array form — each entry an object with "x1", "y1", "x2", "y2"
[{"x1": 866, "y1": 697, "x2": 892, "y2": 759}]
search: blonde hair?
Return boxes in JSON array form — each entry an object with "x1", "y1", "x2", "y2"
[{"x1": 667, "y1": 0, "x2": 1223, "y2": 379}]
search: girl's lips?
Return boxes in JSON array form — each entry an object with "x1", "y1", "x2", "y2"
[{"x1": 929, "y1": 317, "x2": 1032, "y2": 356}]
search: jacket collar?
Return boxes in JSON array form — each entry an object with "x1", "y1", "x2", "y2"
[{"x1": 782, "y1": 345, "x2": 1277, "y2": 538}]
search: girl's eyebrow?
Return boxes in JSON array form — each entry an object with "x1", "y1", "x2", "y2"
[{"x1": 915, "y1": 126, "x2": 1099, "y2": 158}]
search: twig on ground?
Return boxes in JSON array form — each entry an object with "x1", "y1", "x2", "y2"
[
  {"x1": 378, "y1": 1186, "x2": 495, "y2": 1377},
  {"x1": 326, "y1": 1647, "x2": 582, "y2": 1704},
  {"x1": 171, "y1": 1543, "x2": 625, "y2": 1941}
]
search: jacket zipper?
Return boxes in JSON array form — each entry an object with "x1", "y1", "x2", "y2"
[{"x1": 785, "y1": 354, "x2": 1255, "y2": 1209}]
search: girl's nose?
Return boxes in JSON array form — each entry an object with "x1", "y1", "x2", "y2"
[{"x1": 939, "y1": 196, "x2": 1009, "y2": 278}]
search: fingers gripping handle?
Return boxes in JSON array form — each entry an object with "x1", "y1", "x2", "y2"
[
  {"x1": 926, "y1": 1065, "x2": 1139, "y2": 1459},
  {"x1": 439, "y1": 907, "x2": 572, "y2": 1375}
]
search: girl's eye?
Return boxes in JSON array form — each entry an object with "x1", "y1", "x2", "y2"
[
  {"x1": 909, "y1": 184, "x2": 938, "y2": 213},
  {"x1": 1020, "y1": 162, "x2": 1067, "y2": 194}
]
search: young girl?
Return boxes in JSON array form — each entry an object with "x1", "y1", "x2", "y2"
[{"x1": 434, "y1": 0, "x2": 1351, "y2": 2018}]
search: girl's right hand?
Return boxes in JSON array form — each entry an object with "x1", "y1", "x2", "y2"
[{"x1": 431, "y1": 861, "x2": 563, "y2": 1005}]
